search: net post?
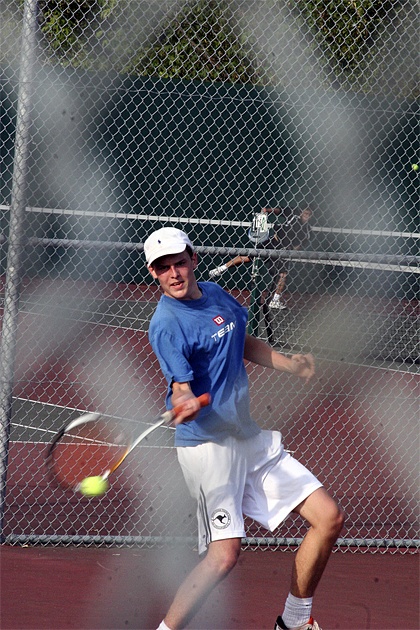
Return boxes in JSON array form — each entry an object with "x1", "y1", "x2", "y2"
[
  {"x1": 247, "y1": 213, "x2": 268, "y2": 336},
  {"x1": 247, "y1": 257, "x2": 262, "y2": 336}
]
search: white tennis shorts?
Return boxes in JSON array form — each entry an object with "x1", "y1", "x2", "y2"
[{"x1": 177, "y1": 430, "x2": 322, "y2": 555}]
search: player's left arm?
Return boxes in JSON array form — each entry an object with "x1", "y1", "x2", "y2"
[
  {"x1": 243, "y1": 334, "x2": 315, "y2": 383},
  {"x1": 261, "y1": 207, "x2": 285, "y2": 216}
]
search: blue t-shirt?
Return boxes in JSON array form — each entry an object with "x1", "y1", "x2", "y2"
[{"x1": 148, "y1": 281, "x2": 261, "y2": 446}]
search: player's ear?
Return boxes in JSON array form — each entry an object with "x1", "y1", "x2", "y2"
[
  {"x1": 191, "y1": 252, "x2": 198, "y2": 269},
  {"x1": 148, "y1": 264, "x2": 158, "y2": 279}
]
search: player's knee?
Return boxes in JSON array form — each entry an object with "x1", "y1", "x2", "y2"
[
  {"x1": 325, "y1": 504, "x2": 345, "y2": 540},
  {"x1": 310, "y1": 497, "x2": 344, "y2": 542},
  {"x1": 207, "y1": 539, "x2": 241, "y2": 576},
  {"x1": 221, "y1": 549, "x2": 240, "y2": 574}
]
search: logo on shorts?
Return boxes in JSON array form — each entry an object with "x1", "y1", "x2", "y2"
[{"x1": 211, "y1": 509, "x2": 231, "y2": 529}]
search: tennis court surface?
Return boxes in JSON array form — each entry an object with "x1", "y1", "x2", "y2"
[
  {"x1": 1, "y1": 543, "x2": 418, "y2": 629},
  {"x1": 1, "y1": 279, "x2": 418, "y2": 629},
  {"x1": 2, "y1": 2, "x2": 418, "y2": 627}
]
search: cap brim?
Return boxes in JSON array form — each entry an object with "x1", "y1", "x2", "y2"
[{"x1": 147, "y1": 244, "x2": 188, "y2": 266}]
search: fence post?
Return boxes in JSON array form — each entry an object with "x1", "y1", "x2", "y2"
[{"x1": 0, "y1": 0, "x2": 38, "y2": 539}]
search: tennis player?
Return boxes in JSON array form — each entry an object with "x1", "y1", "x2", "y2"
[
  {"x1": 144, "y1": 227, "x2": 344, "y2": 630},
  {"x1": 209, "y1": 207, "x2": 313, "y2": 310}
]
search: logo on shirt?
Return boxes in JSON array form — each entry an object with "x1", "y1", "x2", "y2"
[
  {"x1": 211, "y1": 509, "x2": 231, "y2": 530},
  {"x1": 211, "y1": 321, "x2": 235, "y2": 341},
  {"x1": 213, "y1": 315, "x2": 225, "y2": 326}
]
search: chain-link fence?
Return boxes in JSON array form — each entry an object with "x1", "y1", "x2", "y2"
[{"x1": 1, "y1": 0, "x2": 418, "y2": 553}]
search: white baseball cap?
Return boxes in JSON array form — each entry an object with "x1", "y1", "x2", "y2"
[{"x1": 144, "y1": 227, "x2": 194, "y2": 266}]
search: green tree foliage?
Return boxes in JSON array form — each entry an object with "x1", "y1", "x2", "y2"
[
  {"x1": 123, "y1": 0, "x2": 268, "y2": 85},
  {"x1": 292, "y1": 0, "x2": 399, "y2": 86},
  {"x1": 25, "y1": 0, "x2": 413, "y2": 96},
  {"x1": 35, "y1": 0, "x2": 116, "y2": 63}
]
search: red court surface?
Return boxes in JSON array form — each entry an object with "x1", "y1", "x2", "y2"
[
  {"x1": 1, "y1": 544, "x2": 418, "y2": 629},
  {"x1": 1, "y1": 279, "x2": 418, "y2": 629}
]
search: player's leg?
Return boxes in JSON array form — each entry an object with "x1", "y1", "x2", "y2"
[
  {"x1": 262, "y1": 299, "x2": 275, "y2": 345},
  {"x1": 290, "y1": 487, "x2": 344, "y2": 597},
  {"x1": 161, "y1": 439, "x2": 247, "y2": 629},
  {"x1": 160, "y1": 537, "x2": 242, "y2": 630},
  {"x1": 276, "y1": 271, "x2": 287, "y2": 294},
  {"x1": 242, "y1": 432, "x2": 343, "y2": 630},
  {"x1": 269, "y1": 270, "x2": 288, "y2": 309},
  {"x1": 276, "y1": 488, "x2": 344, "y2": 629}
]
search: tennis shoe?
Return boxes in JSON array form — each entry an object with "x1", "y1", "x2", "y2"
[
  {"x1": 269, "y1": 295, "x2": 287, "y2": 309},
  {"x1": 274, "y1": 616, "x2": 321, "y2": 630}
]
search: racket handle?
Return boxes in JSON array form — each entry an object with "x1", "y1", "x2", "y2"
[
  {"x1": 172, "y1": 392, "x2": 211, "y2": 417},
  {"x1": 196, "y1": 392, "x2": 211, "y2": 408}
]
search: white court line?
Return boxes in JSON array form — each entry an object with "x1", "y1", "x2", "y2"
[
  {"x1": 14, "y1": 304, "x2": 147, "y2": 333},
  {"x1": 10, "y1": 396, "x2": 176, "y2": 432},
  {"x1": 315, "y1": 354, "x2": 419, "y2": 376}
]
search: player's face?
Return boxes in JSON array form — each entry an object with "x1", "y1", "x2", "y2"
[
  {"x1": 300, "y1": 209, "x2": 312, "y2": 223},
  {"x1": 149, "y1": 250, "x2": 201, "y2": 300}
]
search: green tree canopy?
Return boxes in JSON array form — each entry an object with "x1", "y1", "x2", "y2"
[
  {"x1": 34, "y1": 0, "x2": 116, "y2": 63},
  {"x1": 123, "y1": 0, "x2": 268, "y2": 86},
  {"x1": 292, "y1": 0, "x2": 403, "y2": 90},
  {"x1": 25, "y1": 0, "x2": 415, "y2": 96}
]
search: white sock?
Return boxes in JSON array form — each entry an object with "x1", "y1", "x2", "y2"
[
  {"x1": 271, "y1": 293, "x2": 281, "y2": 302},
  {"x1": 157, "y1": 622, "x2": 171, "y2": 630},
  {"x1": 282, "y1": 593, "x2": 313, "y2": 628}
]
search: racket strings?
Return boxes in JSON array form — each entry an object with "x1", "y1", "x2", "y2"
[{"x1": 48, "y1": 418, "x2": 132, "y2": 489}]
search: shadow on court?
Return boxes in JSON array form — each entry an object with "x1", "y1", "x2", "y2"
[{"x1": 1, "y1": 544, "x2": 418, "y2": 629}]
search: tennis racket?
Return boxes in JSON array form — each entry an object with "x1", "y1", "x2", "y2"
[{"x1": 45, "y1": 393, "x2": 211, "y2": 492}]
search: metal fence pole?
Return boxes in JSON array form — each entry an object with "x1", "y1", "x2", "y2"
[
  {"x1": 0, "y1": 0, "x2": 38, "y2": 539},
  {"x1": 247, "y1": 212, "x2": 268, "y2": 336}
]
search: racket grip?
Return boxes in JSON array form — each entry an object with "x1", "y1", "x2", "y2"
[
  {"x1": 196, "y1": 392, "x2": 211, "y2": 408},
  {"x1": 172, "y1": 392, "x2": 211, "y2": 417}
]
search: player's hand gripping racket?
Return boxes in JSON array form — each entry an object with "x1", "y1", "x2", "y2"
[{"x1": 45, "y1": 393, "x2": 211, "y2": 495}]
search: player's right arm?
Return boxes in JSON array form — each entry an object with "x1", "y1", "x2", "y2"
[
  {"x1": 170, "y1": 381, "x2": 202, "y2": 424},
  {"x1": 261, "y1": 207, "x2": 284, "y2": 216},
  {"x1": 209, "y1": 255, "x2": 251, "y2": 277}
]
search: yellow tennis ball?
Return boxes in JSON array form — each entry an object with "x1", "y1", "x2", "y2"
[
  {"x1": 79, "y1": 476, "x2": 109, "y2": 497},
  {"x1": 412, "y1": 163, "x2": 419, "y2": 171}
]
